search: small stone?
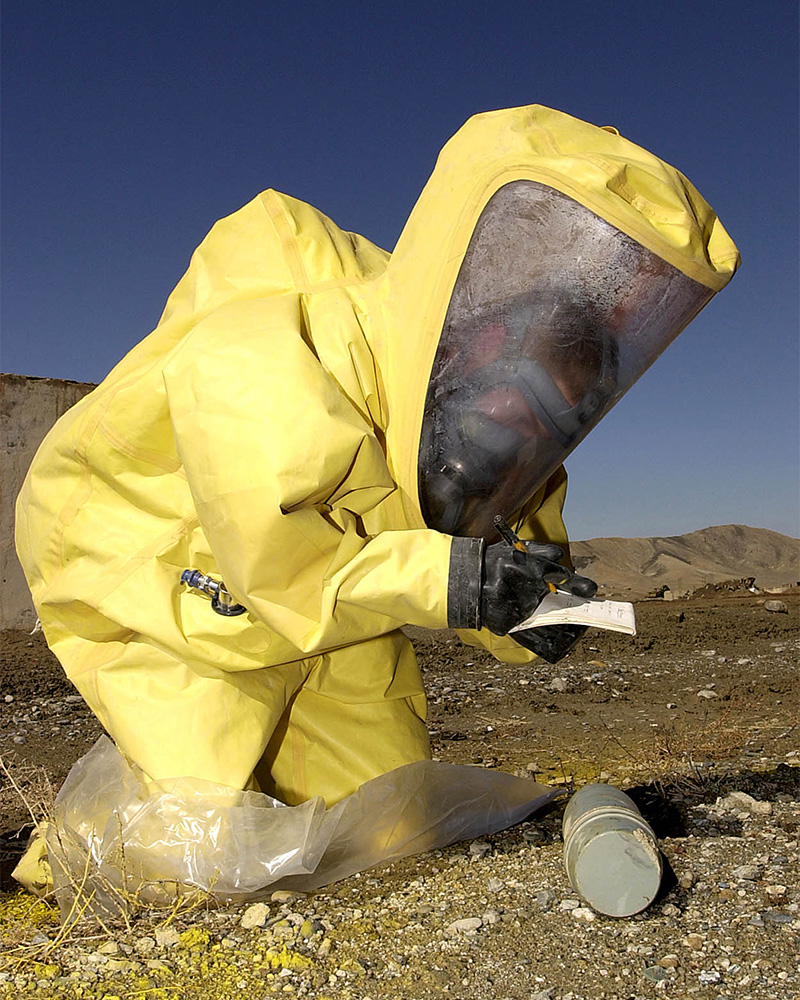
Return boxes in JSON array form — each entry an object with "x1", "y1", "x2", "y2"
[
  {"x1": 97, "y1": 940, "x2": 120, "y2": 955},
  {"x1": 523, "y1": 826, "x2": 547, "y2": 845},
  {"x1": 683, "y1": 933, "x2": 705, "y2": 950},
  {"x1": 764, "y1": 884, "x2": 787, "y2": 897},
  {"x1": 445, "y1": 917, "x2": 482, "y2": 936},
  {"x1": 487, "y1": 877, "x2": 505, "y2": 893},
  {"x1": 559, "y1": 898, "x2": 580, "y2": 910},
  {"x1": 717, "y1": 791, "x2": 771, "y2": 815},
  {"x1": 571, "y1": 907, "x2": 596, "y2": 921},
  {"x1": 697, "y1": 689, "x2": 719, "y2": 699},
  {"x1": 13, "y1": 736, "x2": 26, "y2": 745},
  {"x1": 240, "y1": 902, "x2": 269, "y2": 928},
  {"x1": 133, "y1": 937, "x2": 156, "y2": 955},
  {"x1": 762, "y1": 910, "x2": 793, "y2": 924},
  {"x1": 643, "y1": 966, "x2": 669, "y2": 983},
  {"x1": 534, "y1": 889, "x2": 557, "y2": 911},
  {"x1": 155, "y1": 927, "x2": 180, "y2": 949},
  {"x1": 658, "y1": 954, "x2": 679, "y2": 969},
  {"x1": 764, "y1": 600, "x2": 788, "y2": 613},
  {"x1": 481, "y1": 909, "x2": 501, "y2": 925},
  {"x1": 271, "y1": 890, "x2": 305, "y2": 904},
  {"x1": 733, "y1": 864, "x2": 762, "y2": 880},
  {"x1": 469, "y1": 840, "x2": 491, "y2": 859},
  {"x1": 547, "y1": 677, "x2": 568, "y2": 692},
  {"x1": 3, "y1": 695, "x2": 13, "y2": 703},
  {"x1": 661, "y1": 903, "x2": 680, "y2": 918},
  {"x1": 679, "y1": 872, "x2": 695, "y2": 889},
  {"x1": 698, "y1": 969, "x2": 721, "y2": 983}
]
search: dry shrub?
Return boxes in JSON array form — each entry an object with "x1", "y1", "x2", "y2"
[
  {"x1": 593, "y1": 698, "x2": 754, "y2": 795},
  {"x1": 0, "y1": 751, "x2": 217, "y2": 972}
]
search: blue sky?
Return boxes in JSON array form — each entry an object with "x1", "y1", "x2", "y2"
[{"x1": 2, "y1": 2, "x2": 798, "y2": 540}]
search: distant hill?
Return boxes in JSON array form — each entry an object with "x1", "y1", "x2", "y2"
[{"x1": 570, "y1": 524, "x2": 799, "y2": 598}]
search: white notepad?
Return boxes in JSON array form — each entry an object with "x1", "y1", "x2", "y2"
[{"x1": 509, "y1": 591, "x2": 637, "y2": 635}]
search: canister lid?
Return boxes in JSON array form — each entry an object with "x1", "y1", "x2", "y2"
[{"x1": 566, "y1": 826, "x2": 662, "y2": 917}]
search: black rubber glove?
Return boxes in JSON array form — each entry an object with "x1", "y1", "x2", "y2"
[
  {"x1": 446, "y1": 536, "x2": 597, "y2": 634},
  {"x1": 481, "y1": 541, "x2": 597, "y2": 635},
  {"x1": 511, "y1": 623, "x2": 588, "y2": 664}
]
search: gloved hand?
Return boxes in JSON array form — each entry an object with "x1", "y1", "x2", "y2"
[
  {"x1": 511, "y1": 623, "x2": 588, "y2": 664},
  {"x1": 480, "y1": 541, "x2": 597, "y2": 635},
  {"x1": 446, "y1": 537, "x2": 597, "y2": 635}
]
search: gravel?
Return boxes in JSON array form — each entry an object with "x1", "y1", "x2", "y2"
[
  {"x1": 1, "y1": 598, "x2": 798, "y2": 997},
  {"x1": 1, "y1": 769, "x2": 798, "y2": 999}
]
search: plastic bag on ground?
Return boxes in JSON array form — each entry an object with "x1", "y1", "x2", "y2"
[{"x1": 43, "y1": 736, "x2": 560, "y2": 921}]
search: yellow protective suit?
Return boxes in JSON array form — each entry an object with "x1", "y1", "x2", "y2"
[{"x1": 16, "y1": 106, "x2": 739, "y2": 810}]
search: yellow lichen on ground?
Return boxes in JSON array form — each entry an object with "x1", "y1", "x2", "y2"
[
  {"x1": 266, "y1": 944, "x2": 314, "y2": 970},
  {"x1": 0, "y1": 888, "x2": 59, "y2": 932},
  {"x1": 177, "y1": 925, "x2": 211, "y2": 950},
  {"x1": 0, "y1": 888, "x2": 61, "y2": 976}
]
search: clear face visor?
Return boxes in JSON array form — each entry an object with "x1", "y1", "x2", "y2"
[{"x1": 418, "y1": 181, "x2": 714, "y2": 538}]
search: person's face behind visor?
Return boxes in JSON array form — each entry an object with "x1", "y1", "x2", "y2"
[{"x1": 418, "y1": 181, "x2": 713, "y2": 539}]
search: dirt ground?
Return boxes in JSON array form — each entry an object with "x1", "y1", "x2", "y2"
[{"x1": 0, "y1": 590, "x2": 798, "y2": 998}]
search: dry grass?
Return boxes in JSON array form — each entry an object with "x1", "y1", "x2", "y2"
[
  {"x1": 0, "y1": 751, "x2": 218, "y2": 974},
  {"x1": 0, "y1": 752, "x2": 56, "y2": 831},
  {"x1": 589, "y1": 698, "x2": 759, "y2": 797}
]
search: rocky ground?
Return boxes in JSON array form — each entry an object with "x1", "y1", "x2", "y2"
[{"x1": 0, "y1": 590, "x2": 798, "y2": 999}]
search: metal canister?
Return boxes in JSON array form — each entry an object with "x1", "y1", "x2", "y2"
[{"x1": 562, "y1": 783, "x2": 662, "y2": 917}]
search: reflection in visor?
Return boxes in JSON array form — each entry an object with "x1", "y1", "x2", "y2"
[{"x1": 418, "y1": 181, "x2": 713, "y2": 539}]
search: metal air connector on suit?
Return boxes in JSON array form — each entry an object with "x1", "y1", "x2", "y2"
[{"x1": 180, "y1": 569, "x2": 247, "y2": 616}]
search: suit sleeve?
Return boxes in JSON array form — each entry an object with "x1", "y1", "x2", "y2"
[{"x1": 163, "y1": 298, "x2": 453, "y2": 655}]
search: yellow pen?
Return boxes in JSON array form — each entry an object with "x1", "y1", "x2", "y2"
[
  {"x1": 492, "y1": 513, "x2": 527, "y2": 552},
  {"x1": 492, "y1": 514, "x2": 560, "y2": 592}
]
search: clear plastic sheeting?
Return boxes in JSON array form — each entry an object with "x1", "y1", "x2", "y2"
[{"x1": 46, "y1": 737, "x2": 560, "y2": 921}]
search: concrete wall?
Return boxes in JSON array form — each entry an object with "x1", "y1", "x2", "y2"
[{"x1": 1, "y1": 373, "x2": 96, "y2": 630}]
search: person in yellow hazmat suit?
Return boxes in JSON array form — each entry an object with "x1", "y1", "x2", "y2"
[{"x1": 15, "y1": 106, "x2": 739, "y2": 897}]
